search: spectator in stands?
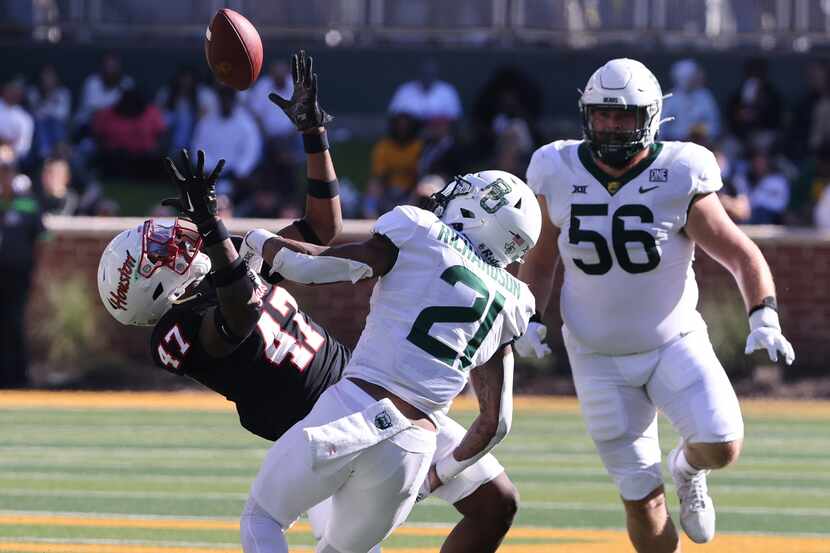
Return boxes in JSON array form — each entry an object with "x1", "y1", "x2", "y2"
[
  {"x1": 714, "y1": 146, "x2": 751, "y2": 223},
  {"x1": 92, "y1": 87, "x2": 167, "y2": 179},
  {"x1": 789, "y1": 141, "x2": 830, "y2": 225},
  {"x1": 76, "y1": 52, "x2": 134, "y2": 127},
  {"x1": 27, "y1": 65, "x2": 71, "y2": 160},
  {"x1": 808, "y1": 76, "x2": 830, "y2": 155},
  {"x1": 661, "y1": 59, "x2": 721, "y2": 142},
  {"x1": 492, "y1": 117, "x2": 534, "y2": 177},
  {"x1": 732, "y1": 148, "x2": 790, "y2": 224},
  {"x1": 726, "y1": 58, "x2": 783, "y2": 148},
  {"x1": 38, "y1": 156, "x2": 77, "y2": 216},
  {"x1": 235, "y1": 188, "x2": 283, "y2": 219},
  {"x1": 813, "y1": 182, "x2": 830, "y2": 229},
  {"x1": 155, "y1": 66, "x2": 201, "y2": 156},
  {"x1": 787, "y1": 60, "x2": 829, "y2": 160},
  {"x1": 246, "y1": 61, "x2": 304, "y2": 213},
  {"x1": 0, "y1": 145, "x2": 44, "y2": 388},
  {"x1": 190, "y1": 86, "x2": 261, "y2": 199},
  {"x1": 363, "y1": 111, "x2": 422, "y2": 217},
  {"x1": 472, "y1": 66, "x2": 544, "y2": 169},
  {"x1": 247, "y1": 61, "x2": 300, "y2": 156},
  {"x1": 418, "y1": 116, "x2": 465, "y2": 183},
  {"x1": 0, "y1": 75, "x2": 34, "y2": 162},
  {"x1": 388, "y1": 59, "x2": 462, "y2": 123}
]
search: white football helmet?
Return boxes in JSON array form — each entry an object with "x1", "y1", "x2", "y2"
[
  {"x1": 579, "y1": 58, "x2": 668, "y2": 167},
  {"x1": 98, "y1": 218, "x2": 211, "y2": 326},
  {"x1": 430, "y1": 170, "x2": 541, "y2": 267}
]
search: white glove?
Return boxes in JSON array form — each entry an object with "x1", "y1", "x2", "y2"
[
  {"x1": 240, "y1": 229, "x2": 276, "y2": 275},
  {"x1": 745, "y1": 307, "x2": 795, "y2": 365},
  {"x1": 513, "y1": 321, "x2": 552, "y2": 358}
]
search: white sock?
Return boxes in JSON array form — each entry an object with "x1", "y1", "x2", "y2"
[{"x1": 675, "y1": 447, "x2": 703, "y2": 479}]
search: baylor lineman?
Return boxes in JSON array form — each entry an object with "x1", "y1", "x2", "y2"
[{"x1": 516, "y1": 58, "x2": 794, "y2": 553}]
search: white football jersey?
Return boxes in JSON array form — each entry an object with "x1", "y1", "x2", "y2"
[
  {"x1": 345, "y1": 206, "x2": 535, "y2": 415},
  {"x1": 527, "y1": 140, "x2": 722, "y2": 355}
]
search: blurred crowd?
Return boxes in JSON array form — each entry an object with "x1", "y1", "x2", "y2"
[
  {"x1": 370, "y1": 56, "x2": 830, "y2": 229},
  {"x1": 2, "y1": 52, "x2": 830, "y2": 228}
]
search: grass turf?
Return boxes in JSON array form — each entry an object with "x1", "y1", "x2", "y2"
[{"x1": 0, "y1": 393, "x2": 828, "y2": 552}]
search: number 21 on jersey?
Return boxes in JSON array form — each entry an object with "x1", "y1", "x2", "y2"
[{"x1": 407, "y1": 265, "x2": 505, "y2": 369}]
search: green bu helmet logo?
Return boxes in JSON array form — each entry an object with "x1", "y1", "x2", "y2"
[{"x1": 479, "y1": 179, "x2": 512, "y2": 214}]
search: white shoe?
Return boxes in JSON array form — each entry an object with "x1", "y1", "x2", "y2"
[{"x1": 667, "y1": 445, "x2": 716, "y2": 543}]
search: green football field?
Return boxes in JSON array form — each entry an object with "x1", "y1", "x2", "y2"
[{"x1": 1, "y1": 392, "x2": 828, "y2": 552}]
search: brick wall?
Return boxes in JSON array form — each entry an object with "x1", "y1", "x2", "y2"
[{"x1": 28, "y1": 217, "x2": 830, "y2": 379}]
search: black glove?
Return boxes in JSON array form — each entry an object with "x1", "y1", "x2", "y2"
[
  {"x1": 268, "y1": 50, "x2": 333, "y2": 132},
  {"x1": 161, "y1": 149, "x2": 226, "y2": 230}
]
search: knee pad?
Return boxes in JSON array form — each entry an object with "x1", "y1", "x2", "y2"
[{"x1": 596, "y1": 436, "x2": 663, "y2": 501}]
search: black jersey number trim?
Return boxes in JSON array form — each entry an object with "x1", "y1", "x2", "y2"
[
  {"x1": 157, "y1": 324, "x2": 192, "y2": 370},
  {"x1": 257, "y1": 287, "x2": 325, "y2": 372}
]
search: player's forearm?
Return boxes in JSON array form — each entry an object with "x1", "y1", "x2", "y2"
[
  {"x1": 518, "y1": 202, "x2": 560, "y2": 316},
  {"x1": 249, "y1": 231, "x2": 375, "y2": 285},
  {"x1": 728, "y1": 242, "x2": 777, "y2": 312},
  {"x1": 302, "y1": 136, "x2": 342, "y2": 244},
  {"x1": 263, "y1": 234, "x2": 328, "y2": 261},
  {"x1": 436, "y1": 347, "x2": 513, "y2": 483},
  {"x1": 204, "y1": 233, "x2": 261, "y2": 338}
]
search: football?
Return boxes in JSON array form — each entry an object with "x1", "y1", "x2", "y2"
[{"x1": 204, "y1": 8, "x2": 263, "y2": 91}]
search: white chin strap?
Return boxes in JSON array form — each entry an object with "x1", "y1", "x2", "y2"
[
  {"x1": 169, "y1": 252, "x2": 211, "y2": 302},
  {"x1": 270, "y1": 249, "x2": 373, "y2": 284}
]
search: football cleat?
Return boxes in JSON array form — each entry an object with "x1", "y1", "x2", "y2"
[{"x1": 667, "y1": 444, "x2": 716, "y2": 543}]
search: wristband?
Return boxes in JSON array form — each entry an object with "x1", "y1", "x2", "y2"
[
  {"x1": 211, "y1": 257, "x2": 247, "y2": 287},
  {"x1": 307, "y1": 178, "x2": 339, "y2": 199},
  {"x1": 748, "y1": 296, "x2": 778, "y2": 316},
  {"x1": 199, "y1": 218, "x2": 230, "y2": 247},
  {"x1": 435, "y1": 453, "x2": 469, "y2": 483},
  {"x1": 302, "y1": 129, "x2": 329, "y2": 154}
]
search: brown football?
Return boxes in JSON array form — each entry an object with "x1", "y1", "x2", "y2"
[{"x1": 204, "y1": 8, "x2": 263, "y2": 91}]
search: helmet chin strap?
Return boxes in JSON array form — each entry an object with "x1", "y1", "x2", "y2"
[
  {"x1": 169, "y1": 252, "x2": 212, "y2": 302},
  {"x1": 592, "y1": 143, "x2": 643, "y2": 169}
]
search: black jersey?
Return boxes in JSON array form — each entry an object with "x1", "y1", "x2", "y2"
[{"x1": 150, "y1": 281, "x2": 349, "y2": 441}]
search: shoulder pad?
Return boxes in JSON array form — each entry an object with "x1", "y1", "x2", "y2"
[
  {"x1": 527, "y1": 140, "x2": 583, "y2": 193},
  {"x1": 372, "y1": 205, "x2": 437, "y2": 248},
  {"x1": 672, "y1": 142, "x2": 723, "y2": 196}
]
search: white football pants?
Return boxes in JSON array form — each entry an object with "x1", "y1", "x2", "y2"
[
  {"x1": 242, "y1": 378, "x2": 436, "y2": 553},
  {"x1": 565, "y1": 327, "x2": 744, "y2": 500},
  {"x1": 302, "y1": 410, "x2": 506, "y2": 550}
]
